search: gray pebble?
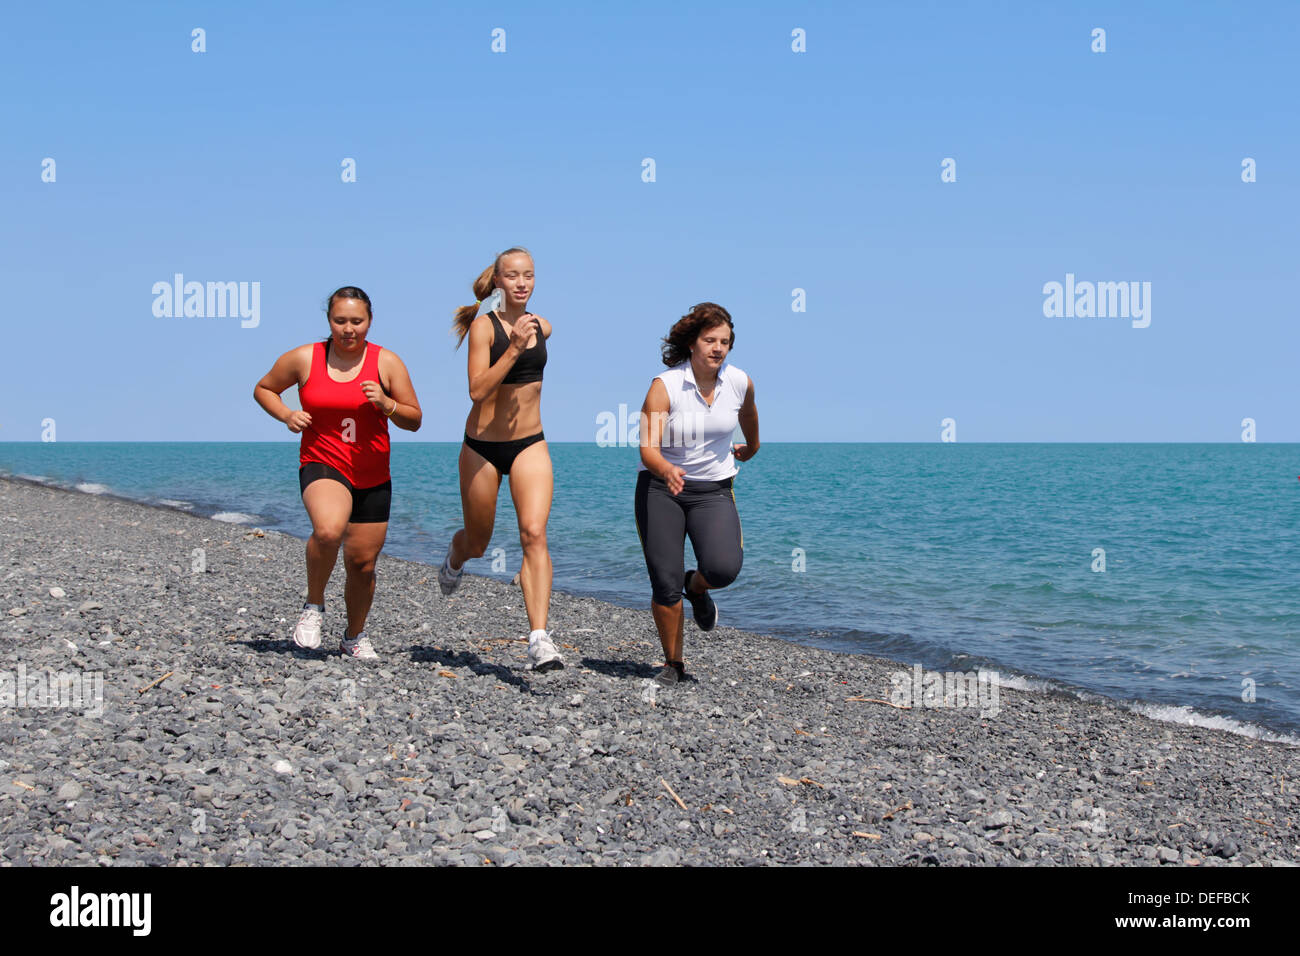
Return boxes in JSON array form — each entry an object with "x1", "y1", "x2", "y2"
[{"x1": 57, "y1": 782, "x2": 83, "y2": 801}]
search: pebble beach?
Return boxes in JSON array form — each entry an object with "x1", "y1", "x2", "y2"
[{"x1": 1, "y1": 476, "x2": 1296, "y2": 867}]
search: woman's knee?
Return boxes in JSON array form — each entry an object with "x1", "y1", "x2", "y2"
[
  {"x1": 518, "y1": 521, "x2": 548, "y2": 553},
  {"x1": 650, "y1": 571, "x2": 683, "y2": 607},
  {"x1": 344, "y1": 553, "x2": 377, "y2": 578},
  {"x1": 698, "y1": 552, "x2": 742, "y2": 590},
  {"x1": 311, "y1": 526, "x2": 346, "y2": 550}
]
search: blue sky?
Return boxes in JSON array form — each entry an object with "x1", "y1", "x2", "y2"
[{"x1": 3, "y1": 0, "x2": 1297, "y2": 442}]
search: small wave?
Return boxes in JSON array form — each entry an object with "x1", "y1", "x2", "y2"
[
  {"x1": 1128, "y1": 702, "x2": 1300, "y2": 746},
  {"x1": 971, "y1": 671, "x2": 1299, "y2": 743},
  {"x1": 16, "y1": 474, "x2": 50, "y2": 483},
  {"x1": 76, "y1": 483, "x2": 111, "y2": 495},
  {"x1": 211, "y1": 512, "x2": 260, "y2": 524},
  {"x1": 157, "y1": 499, "x2": 194, "y2": 510},
  {"x1": 989, "y1": 672, "x2": 1056, "y2": 693}
]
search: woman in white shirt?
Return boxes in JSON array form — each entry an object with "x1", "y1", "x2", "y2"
[{"x1": 636, "y1": 302, "x2": 760, "y2": 686}]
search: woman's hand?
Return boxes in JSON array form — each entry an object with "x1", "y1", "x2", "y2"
[
  {"x1": 507, "y1": 314, "x2": 540, "y2": 354},
  {"x1": 284, "y1": 410, "x2": 313, "y2": 433},
  {"x1": 733, "y1": 442, "x2": 758, "y2": 462},
  {"x1": 661, "y1": 464, "x2": 686, "y2": 495},
  {"x1": 359, "y1": 380, "x2": 392, "y2": 414}
]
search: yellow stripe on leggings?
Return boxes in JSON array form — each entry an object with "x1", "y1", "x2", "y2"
[{"x1": 731, "y1": 484, "x2": 743, "y2": 549}]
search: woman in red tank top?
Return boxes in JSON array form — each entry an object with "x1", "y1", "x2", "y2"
[{"x1": 254, "y1": 287, "x2": 423, "y2": 660}]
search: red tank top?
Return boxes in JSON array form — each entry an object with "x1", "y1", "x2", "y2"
[{"x1": 298, "y1": 341, "x2": 391, "y2": 487}]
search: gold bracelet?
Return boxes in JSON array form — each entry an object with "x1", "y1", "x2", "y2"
[{"x1": 386, "y1": 400, "x2": 397, "y2": 417}]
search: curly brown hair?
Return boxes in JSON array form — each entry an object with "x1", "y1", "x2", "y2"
[{"x1": 661, "y1": 302, "x2": 734, "y2": 367}]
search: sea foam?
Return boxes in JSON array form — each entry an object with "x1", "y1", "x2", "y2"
[{"x1": 211, "y1": 512, "x2": 259, "y2": 524}]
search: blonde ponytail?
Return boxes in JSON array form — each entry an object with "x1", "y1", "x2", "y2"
[{"x1": 452, "y1": 246, "x2": 533, "y2": 347}]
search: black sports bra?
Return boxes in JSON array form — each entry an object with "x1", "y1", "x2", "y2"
[{"x1": 488, "y1": 311, "x2": 547, "y2": 385}]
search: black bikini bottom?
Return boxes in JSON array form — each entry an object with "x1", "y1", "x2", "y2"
[{"x1": 463, "y1": 432, "x2": 545, "y2": 475}]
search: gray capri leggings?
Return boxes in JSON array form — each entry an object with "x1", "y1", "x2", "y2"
[{"x1": 634, "y1": 470, "x2": 743, "y2": 607}]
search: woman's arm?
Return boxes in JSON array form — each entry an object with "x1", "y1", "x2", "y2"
[
  {"x1": 639, "y1": 378, "x2": 686, "y2": 495},
  {"x1": 365, "y1": 350, "x2": 423, "y2": 432},
  {"x1": 254, "y1": 346, "x2": 312, "y2": 433},
  {"x1": 466, "y1": 313, "x2": 540, "y2": 402},
  {"x1": 733, "y1": 375, "x2": 760, "y2": 461}
]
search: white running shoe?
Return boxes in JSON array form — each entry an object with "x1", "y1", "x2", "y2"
[
  {"x1": 438, "y1": 548, "x2": 464, "y2": 596},
  {"x1": 340, "y1": 632, "x2": 378, "y2": 661},
  {"x1": 527, "y1": 630, "x2": 564, "y2": 673},
  {"x1": 293, "y1": 604, "x2": 323, "y2": 650}
]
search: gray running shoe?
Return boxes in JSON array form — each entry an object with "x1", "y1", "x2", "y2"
[
  {"x1": 340, "y1": 632, "x2": 378, "y2": 661},
  {"x1": 438, "y1": 548, "x2": 464, "y2": 596},
  {"x1": 293, "y1": 604, "x2": 323, "y2": 650},
  {"x1": 654, "y1": 661, "x2": 685, "y2": 687}
]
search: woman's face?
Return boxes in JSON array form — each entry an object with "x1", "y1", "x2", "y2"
[
  {"x1": 328, "y1": 297, "x2": 371, "y2": 348},
  {"x1": 496, "y1": 253, "x2": 535, "y2": 309},
  {"x1": 692, "y1": 321, "x2": 732, "y2": 371}
]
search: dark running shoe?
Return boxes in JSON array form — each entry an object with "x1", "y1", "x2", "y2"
[
  {"x1": 654, "y1": 661, "x2": 686, "y2": 687},
  {"x1": 683, "y1": 570, "x2": 718, "y2": 631}
]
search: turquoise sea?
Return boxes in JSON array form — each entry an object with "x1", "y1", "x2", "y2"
[{"x1": 3, "y1": 442, "x2": 1298, "y2": 741}]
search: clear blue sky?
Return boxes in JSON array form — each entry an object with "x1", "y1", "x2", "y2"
[{"x1": 4, "y1": 0, "x2": 1297, "y2": 442}]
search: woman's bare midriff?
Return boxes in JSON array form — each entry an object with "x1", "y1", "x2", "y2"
[{"x1": 465, "y1": 381, "x2": 543, "y2": 441}]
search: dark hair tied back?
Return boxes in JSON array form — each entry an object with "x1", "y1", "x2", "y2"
[
  {"x1": 452, "y1": 247, "x2": 533, "y2": 347},
  {"x1": 327, "y1": 286, "x2": 372, "y2": 319}
]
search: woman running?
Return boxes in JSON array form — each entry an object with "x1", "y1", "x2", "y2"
[
  {"x1": 253, "y1": 286, "x2": 423, "y2": 660},
  {"x1": 636, "y1": 302, "x2": 759, "y2": 686},
  {"x1": 440, "y1": 247, "x2": 563, "y2": 672}
]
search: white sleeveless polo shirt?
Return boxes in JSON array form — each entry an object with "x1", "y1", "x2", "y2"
[{"x1": 637, "y1": 360, "x2": 749, "y2": 481}]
